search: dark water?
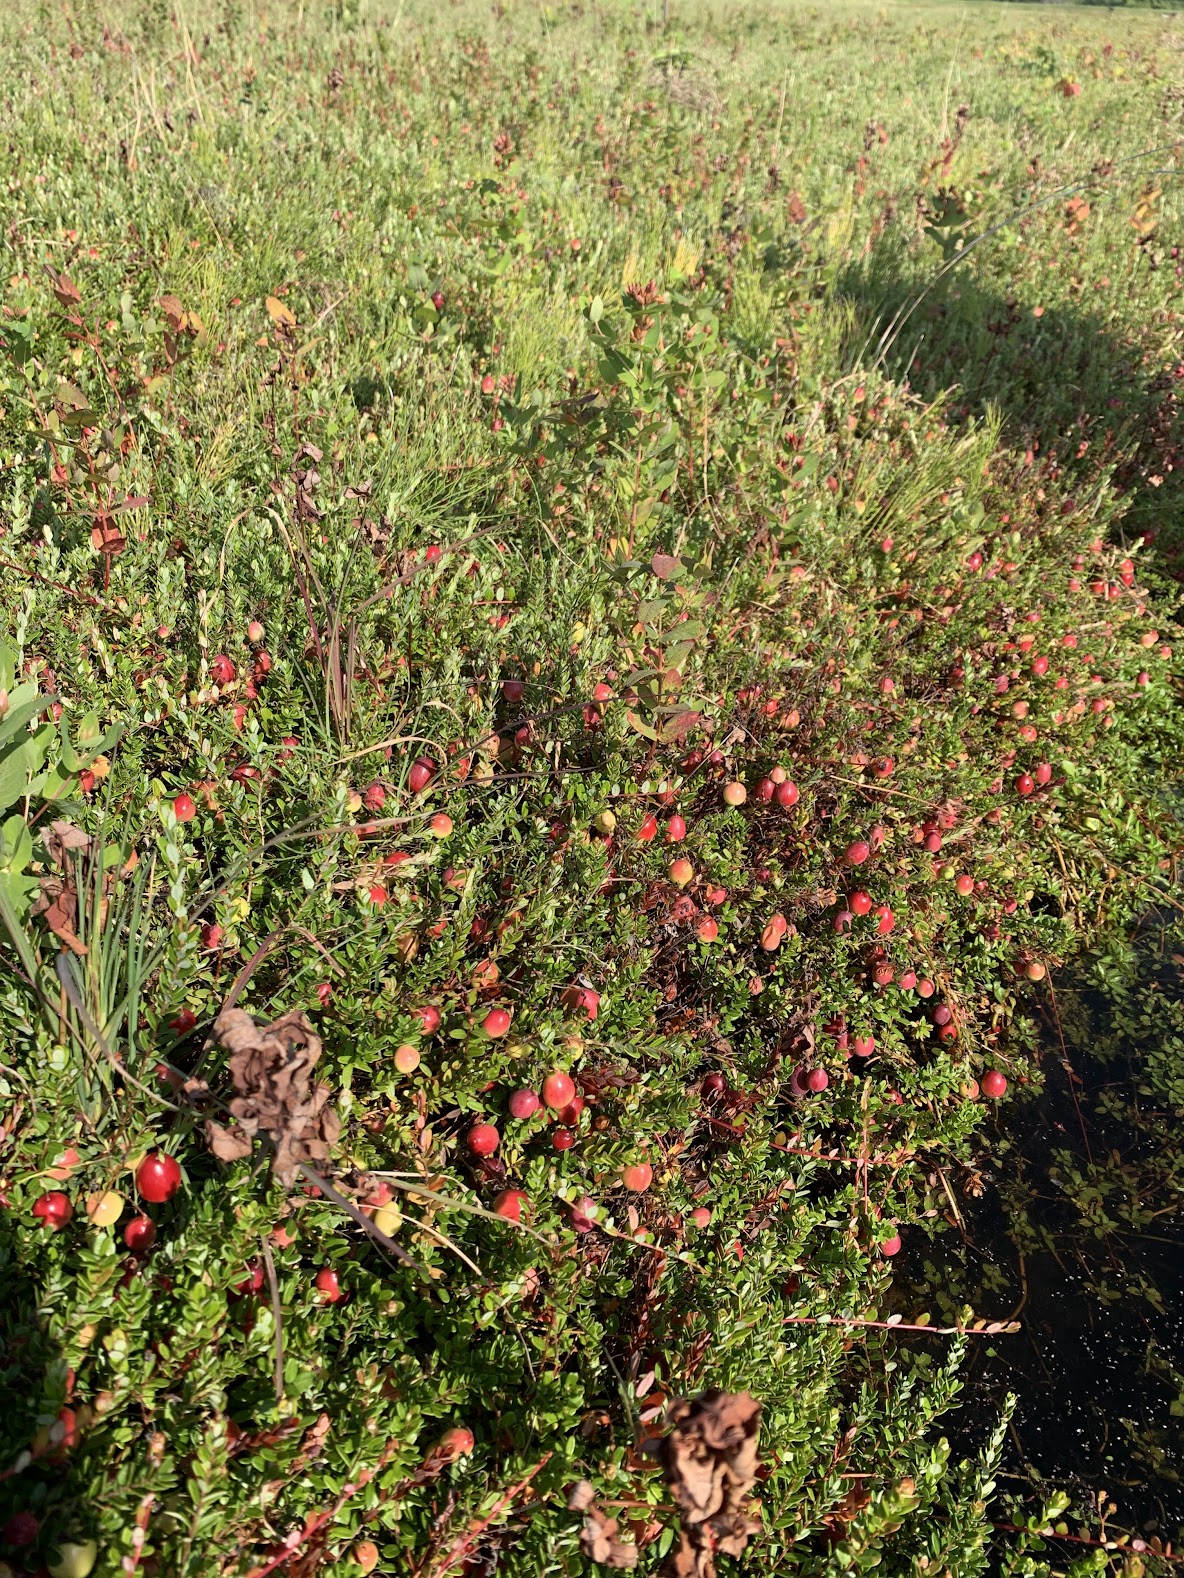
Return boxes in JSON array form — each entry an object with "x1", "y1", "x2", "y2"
[
  {"x1": 952, "y1": 1192, "x2": 1184, "y2": 1533},
  {"x1": 925, "y1": 990, "x2": 1184, "y2": 1537}
]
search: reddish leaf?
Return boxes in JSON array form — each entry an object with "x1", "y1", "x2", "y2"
[{"x1": 52, "y1": 273, "x2": 81, "y2": 307}]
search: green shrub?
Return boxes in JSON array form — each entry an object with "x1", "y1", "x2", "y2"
[{"x1": 0, "y1": 1, "x2": 1182, "y2": 1574}]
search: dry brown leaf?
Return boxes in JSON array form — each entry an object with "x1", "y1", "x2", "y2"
[
  {"x1": 652, "y1": 1391, "x2": 763, "y2": 1578},
  {"x1": 30, "y1": 822, "x2": 107, "y2": 955},
  {"x1": 44, "y1": 820, "x2": 94, "y2": 858},
  {"x1": 266, "y1": 294, "x2": 297, "y2": 328},
  {"x1": 205, "y1": 1008, "x2": 341, "y2": 1185},
  {"x1": 568, "y1": 1482, "x2": 639, "y2": 1569},
  {"x1": 207, "y1": 1124, "x2": 253, "y2": 1164},
  {"x1": 52, "y1": 273, "x2": 81, "y2": 307},
  {"x1": 30, "y1": 878, "x2": 85, "y2": 955},
  {"x1": 823, "y1": 1483, "x2": 871, "y2": 1544},
  {"x1": 90, "y1": 516, "x2": 127, "y2": 557}
]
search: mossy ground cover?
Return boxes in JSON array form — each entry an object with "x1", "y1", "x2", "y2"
[{"x1": 1, "y1": 1, "x2": 1183, "y2": 1574}]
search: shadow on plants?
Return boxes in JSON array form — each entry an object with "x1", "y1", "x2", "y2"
[
  {"x1": 0, "y1": 1212, "x2": 92, "y2": 1565},
  {"x1": 829, "y1": 249, "x2": 1184, "y2": 1539},
  {"x1": 836, "y1": 246, "x2": 1184, "y2": 571}
]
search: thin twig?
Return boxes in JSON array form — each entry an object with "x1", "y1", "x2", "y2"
[
  {"x1": 242, "y1": 1440, "x2": 399, "y2": 1578},
  {"x1": 424, "y1": 1453, "x2": 553, "y2": 1578},
  {"x1": 296, "y1": 1163, "x2": 424, "y2": 1274},
  {"x1": 990, "y1": 1522, "x2": 1183, "y2": 1564},
  {"x1": 260, "y1": 1237, "x2": 285, "y2": 1406},
  {"x1": 783, "y1": 1312, "x2": 1020, "y2": 1337},
  {"x1": 696, "y1": 1110, "x2": 914, "y2": 1166}
]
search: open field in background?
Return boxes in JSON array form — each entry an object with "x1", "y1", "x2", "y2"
[{"x1": 1, "y1": 1, "x2": 1184, "y2": 1574}]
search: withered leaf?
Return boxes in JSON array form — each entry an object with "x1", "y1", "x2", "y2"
[
  {"x1": 30, "y1": 878, "x2": 86, "y2": 956},
  {"x1": 204, "y1": 1008, "x2": 341, "y2": 1186},
  {"x1": 52, "y1": 273, "x2": 82, "y2": 307},
  {"x1": 159, "y1": 293, "x2": 185, "y2": 331},
  {"x1": 91, "y1": 517, "x2": 127, "y2": 557},
  {"x1": 653, "y1": 1391, "x2": 763, "y2": 1578},
  {"x1": 266, "y1": 294, "x2": 297, "y2": 328},
  {"x1": 31, "y1": 823, "x2": 102, "y2": 955},
  {"x1": 823, "y1": 1484, "x2": 871, "y2": 1545},
  {"x1": 206, "y1": 1124, "x2": 252, "y2": 1164},
  {"x1": 44, "y1": 820, "x2": 93, "y2": 857},
  {"x1": 568, "y1": 1482, "x2": 638, "y2": 1570}
]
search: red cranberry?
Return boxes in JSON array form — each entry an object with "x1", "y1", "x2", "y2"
[
  {"x1": 2, "y1": 1511, "x2": 38, "y2": 1546},
  {"x1": 124, "y1": 1215, "x2": 157, "y2": 1253},
  {"x1": 136, "y1": 1153, "x2": 182, "y2": 1204},
  {"x1": 32, "y1": 1191, "x2": 72, "y2": 1230},
  {"x1": 315, "y1": 1266, "x2": 343, "y2": 1303},
  {"x1": 508, "y1": 1089, "x2": 540, "y2": 1120},
  {"x1": 408, "y1": 756, "x2": 436, "y2": 793},
  {"x1": 467, "y1": 1124, "x2": 500, "y2": 1156},
  {"x1": 541, "y1": 1071, "x2": 575, "y2": 1110}
]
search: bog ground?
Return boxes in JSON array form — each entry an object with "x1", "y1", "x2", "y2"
[{"x1": 1, "y1": 1, "x2": 1183, "y2": 1574}]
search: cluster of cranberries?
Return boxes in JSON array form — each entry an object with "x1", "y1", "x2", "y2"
[
  {"x1": 465, "y1": 1069, "x2": 580, "y2": 1167},
  {"x1": 31, "y1": 1152, "x2": 181, "y2": 1259}
]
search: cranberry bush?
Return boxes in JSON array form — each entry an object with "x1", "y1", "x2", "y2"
[{"x1": 0, "y1": 2, "x2": 1182, "y2": 1575}]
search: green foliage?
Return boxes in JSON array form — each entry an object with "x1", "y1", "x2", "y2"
[
  {"x1": 0, "y1": 0, "x2": 1181, "y2": 1575},
  {"x1": 0, "y1": 639, "x2": 118, "y2": 951}
]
